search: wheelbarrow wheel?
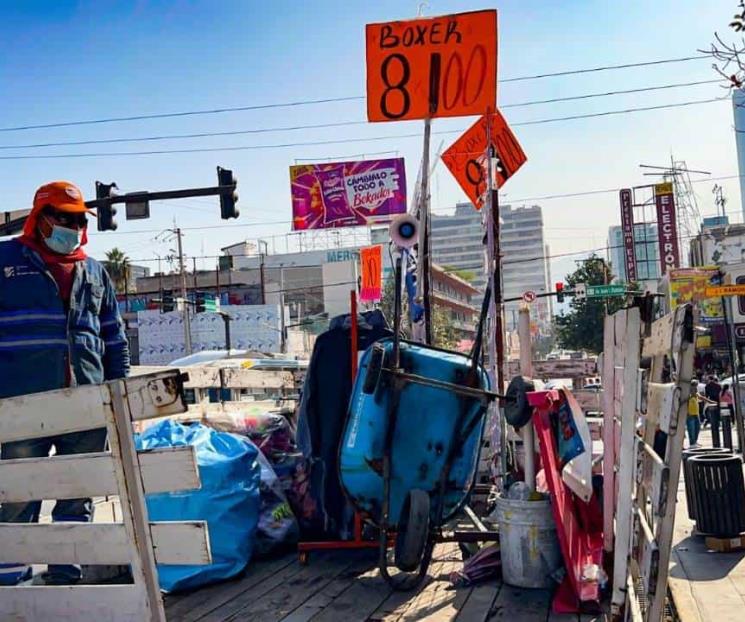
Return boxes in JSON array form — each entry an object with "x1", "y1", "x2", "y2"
[
  {"x1": 363, "y1": 343, "x2": 386, "y2": 394},
  {"x1": 395, "y1": 489, "x2": 431, "y2": 572},
  {"x1": 504, "y1": 376, "x2": 535, "y2": 428}
]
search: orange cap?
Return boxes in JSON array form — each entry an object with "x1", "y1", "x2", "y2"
[{"x1": 33, "y1": 181, "x2": 93, "y2": 214}]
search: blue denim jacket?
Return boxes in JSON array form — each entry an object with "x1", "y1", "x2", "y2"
[{"x1": 0, "y1": 239, "x2": 129, "y2": 399}]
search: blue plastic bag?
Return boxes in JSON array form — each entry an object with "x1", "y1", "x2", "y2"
[{"x1": 135, "y1": 420, "x2": 261, "y2": 593}]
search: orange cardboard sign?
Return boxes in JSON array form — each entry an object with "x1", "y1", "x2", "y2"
[
  {"x1": 441, "y1": 109, "x2": 526, "y2": 209},
  {"x1": 360, "y1": 245, "x2": 383, "y2": 302},
  {"x1": 366, "y1": 10, "x2": 497, "y2": 122}
]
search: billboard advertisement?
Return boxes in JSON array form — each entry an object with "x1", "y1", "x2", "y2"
[
  {"x1": 655, "y1": 182, "x2": 680, "y2": 274},
  {"x1": 668, "y1": 267, "x2": 723, "y2": 324},
  {"x1": 290, "y1": 158, "x2": 406, "y2": 230},
  {"x1": 619, "y1": 189, "x2": 637, "y2": 282}
]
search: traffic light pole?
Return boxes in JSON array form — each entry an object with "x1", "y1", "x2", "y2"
[
  {"x1": 85, "y1": 184, "x2": 237, "y2": 209},
  {"x1": 176, "y1": 227, "x2": 192, "y2": 356}
]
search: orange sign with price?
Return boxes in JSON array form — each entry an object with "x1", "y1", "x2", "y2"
[
  {"x1": 359, "y1": 245, "x2": 383, "y2": 302},
  {"x1": 366, "y1": 10, "x2": 497, "y2": 122},
  {"x1": 441, "y1": 109, "x2": 527, "y2": 209}
]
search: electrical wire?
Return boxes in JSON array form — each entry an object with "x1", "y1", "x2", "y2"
[
  {"x1": 0, "y1": 97, "x2": 727, "y2": 160},
  {"x1": 0, "y1": 79, "x2": 720, "y2": 151},
  {"x1": 0, "y1": 54, "x2": 708, "y2": 134}
]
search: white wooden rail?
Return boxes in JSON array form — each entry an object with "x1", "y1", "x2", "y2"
[
  {"x1": 0, "y1": 370, "x2": 212, "y2": 622},
  {"x1": 605, "y1": 304, "x2": 694, "y2": 622},
  {"x1": 131, "y1": 364, "x2": 298, "y2": 404}
]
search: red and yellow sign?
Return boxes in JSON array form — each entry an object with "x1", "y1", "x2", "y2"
[
  {"x1": 360, "y1": 245, "x2": 383, "y2": 302},
  {"x1": 441, "y1": 109, "x2": 527, "y2": 209},
  {"x1": 366, "y1": 10, "x2": 497, "y2": 122}
]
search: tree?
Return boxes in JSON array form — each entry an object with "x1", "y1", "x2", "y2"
[
  {"x1": 700, "y1": 3, "x2": 745, "y2": 89},
  {"x1": 442, "y1": 266, "x2": 477, "y2": 283},
  {"x1": 554, "y1": 255, "x2": 623, "y2": 354},
  {"x1": 379, "y1": 275, "x2": 458, "y2": 349},
  {"x1": 432, "y1": 306, "x2": 459, "y2": 350},
  {"x1": 103, "y1": 248, "x2": 131, "y2": 294}
]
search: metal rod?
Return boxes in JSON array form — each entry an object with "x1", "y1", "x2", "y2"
[
  {"x1": 723, "y1": 295, "x2": 745, "y2": 452},
  {"x1": 518, "y1": 306, "x2": 536, "y2": 490}
]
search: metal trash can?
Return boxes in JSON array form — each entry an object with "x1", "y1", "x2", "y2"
[
  {"x1": 689, "y1": 453, "x2": 745, "y2": 537},
  {"x1": 682, "y1": 447, "x2": 731, "y2": 520}
]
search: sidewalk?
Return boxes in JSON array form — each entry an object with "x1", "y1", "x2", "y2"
[{"x1": 669, "y1": 427, "x2": 745, "y2": 622}]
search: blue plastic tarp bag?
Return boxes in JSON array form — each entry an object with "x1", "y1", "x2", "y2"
[{"x1": 135, "y1": 420, "x2": 261, "y2": 593}]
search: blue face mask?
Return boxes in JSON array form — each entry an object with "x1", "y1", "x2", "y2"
[{"x1": 43, "y1": 217, "x2": 83, "y2": 254}]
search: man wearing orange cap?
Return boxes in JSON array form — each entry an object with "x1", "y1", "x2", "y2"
[{"x1": 0, "y1": 181, "x2": 129, "y2": 585}]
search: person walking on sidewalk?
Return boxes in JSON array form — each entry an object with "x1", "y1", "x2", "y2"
[
  {"x1": 687, "y1": 379, "x2": 702, "y2": 448},
  {"x1": 704, "y1": 375, "x2": 723, "y2": 447},
  {"x1": 0, "y1": 181, "x2": 130, "y2": 586}
]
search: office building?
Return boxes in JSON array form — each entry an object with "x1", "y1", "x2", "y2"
[
  {"x1": 607, "y1": 223, "x2": 661, "y2": 284},
  {"x1": 500, "y1": 204, "x2": 551, "y2": 332},
  {"x1": 431, "y1": 203, "x2": 487, "y2": 299}
]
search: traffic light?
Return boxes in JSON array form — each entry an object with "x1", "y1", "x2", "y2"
[
  {"x1": 195, "y1": 291, "x2": 206, "y2": 313},
  {"x1": 555, "y1": 282, "x2": 565, "y2": 303},
  {"x1": 162, "y1": 289, "x2": 174, "y2": 313},
  {"x1": 96, "y1": 181, "x2": 119, "y2": 231},
  {"x1": 217, "y1": 166, "x2": 239, "y2": 219}
]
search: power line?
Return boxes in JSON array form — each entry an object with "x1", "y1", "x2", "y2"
[
  {"x1": 0, "y1": 79, "x2": 719, "y2": 151},
  {"x1": 0, "y1": 55, "x2": 709, "y2": 134},
  {"x1": 501, "y1": 78, "x2": 719, "y2": 108},
  {"x1": 0, "y1": 97, "x2": 727, "y2": 160}
]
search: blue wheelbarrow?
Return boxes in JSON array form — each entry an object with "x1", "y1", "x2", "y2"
[{"x1": 339, "y1": 255, "x2": 498, "y2": 589}]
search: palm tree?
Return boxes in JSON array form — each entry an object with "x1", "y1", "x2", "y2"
[{"x1": 104, "y1": 248, "x2": 131, "y2": 294}]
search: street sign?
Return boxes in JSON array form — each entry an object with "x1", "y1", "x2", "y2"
[
  {"x1": 366, "y1": 10, "x2": 497, "y2": 122},
  {"x1": 587, "y1": 284, "x2": 627, "y2": 298},
  {"x1": 204, "y1": 296, "x2": 220, "y2": 313},
  {"x1": 441, "y1": 109, "x2": 527, "y2": 210},
  {"x1": 574, "y1": 283, "x2": 587, "y2": 300},
  {"x1": 522, "y1": 290, "x2": 536, "y2": 303},
  {"x1": 705, "y1": 284, "x2": 745, "y2": 297}
]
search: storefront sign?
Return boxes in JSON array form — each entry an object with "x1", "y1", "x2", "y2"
[
  {"x1": 359, "y1": 245, "x2": 383, "y2": 302},
  {"x1": 619, "y1": 189, "x2": 637, "y2": 282},
  {"x1": 441, "y1": 109, "x2": 526, "y2": 209},
  {"x1": 655, "y1": 184, "x2": 679, "y2": 274},
  {"x1": 366, "y1": 10, "x2": 497, "y2": 122}
]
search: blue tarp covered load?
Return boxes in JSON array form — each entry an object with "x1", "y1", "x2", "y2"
[{"x1": 136, "y1": 420, "x2": 261, "y2": 593}]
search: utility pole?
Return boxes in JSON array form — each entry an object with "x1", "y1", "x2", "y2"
[
  {"x1": 279, "y1": 267, "x2": 286, "y2": 353},
  {"x1": 175, "y1": 227, "x2": 192, "y2": 355},
  {"x1": 258, "y1": 240, "x2": 268, "y2": 305}
]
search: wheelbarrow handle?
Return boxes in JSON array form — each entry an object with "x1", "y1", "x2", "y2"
[{"x1": 385, "y1": 368, "x2": 503, "y2": 402}]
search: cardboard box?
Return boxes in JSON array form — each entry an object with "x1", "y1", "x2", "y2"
[{"x1": 705, "y1": 534, "x2": 745, "y2": 552}]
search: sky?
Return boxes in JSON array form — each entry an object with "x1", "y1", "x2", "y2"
[{"x1": 0, "y1": 0, "x2": 741, "y2": 283}]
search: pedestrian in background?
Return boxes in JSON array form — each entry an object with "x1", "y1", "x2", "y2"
[
  {"x1": 687, "y1": 379, "x2": 701, "y2": 448},
  {"x1": 704, "y1": 375, "x2": 722, "y2": 447}
]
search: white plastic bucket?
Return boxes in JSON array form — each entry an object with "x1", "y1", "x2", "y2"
[{"x1": 493, "y1": 494, "x2": 562, "y2": 588}]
